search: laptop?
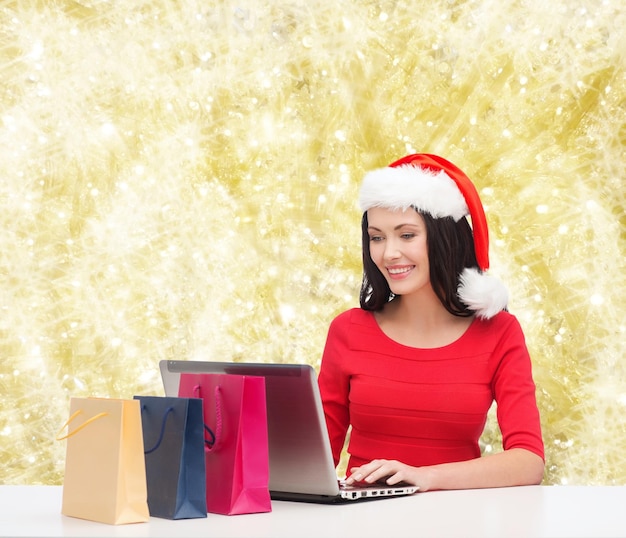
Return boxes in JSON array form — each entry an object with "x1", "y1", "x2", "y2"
[{"x1": 160, "y1": 360, "x2": 418, "y2": 503}]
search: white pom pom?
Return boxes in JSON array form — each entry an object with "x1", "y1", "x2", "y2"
[{"x1": 457, "y1": 267, "x2": 509, "y2": 319}]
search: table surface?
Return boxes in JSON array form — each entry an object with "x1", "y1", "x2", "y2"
[{"x1": 1, "y1": 485, "x2": 626, "y2": 538}]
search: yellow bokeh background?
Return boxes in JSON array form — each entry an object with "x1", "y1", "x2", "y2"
[{"x1": 1, "y1": 0, "x2": 625, "y2": 486}]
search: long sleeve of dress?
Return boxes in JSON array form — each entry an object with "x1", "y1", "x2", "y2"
[{"x1": 318, "y1": 312, "x2": 352, "y2": 468}]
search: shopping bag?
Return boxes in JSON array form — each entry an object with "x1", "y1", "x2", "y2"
[
  {"x1": 133, "y1": 396, "x2": 207, "y2": 519},
  {"x1": 56, "y1": 397, "x2": 149, "y2": 525},
  {"x1": 178, "y1": 372, "x2": 272, "y2": 515}
]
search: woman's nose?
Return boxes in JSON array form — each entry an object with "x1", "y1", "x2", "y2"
[{"x1": 384, "y1": 240, "x2": 401, "y2": 260}]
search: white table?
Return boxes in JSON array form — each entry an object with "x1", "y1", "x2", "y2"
[{"x1": 1, "y1": 485, "x2": 625, "y2": 537}]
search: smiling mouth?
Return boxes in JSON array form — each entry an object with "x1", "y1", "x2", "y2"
[{"x1": 387, "y1": 266, "x2": 413, "y2": 275}]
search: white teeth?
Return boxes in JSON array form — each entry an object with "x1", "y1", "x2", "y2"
[{"x1": 388, "y1": 267, "x2": 411, "y2": 275}]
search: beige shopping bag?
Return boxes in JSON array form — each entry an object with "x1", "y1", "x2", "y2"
[{"x1": 56, "y1": 397, "x2": 149, "y2": 525}]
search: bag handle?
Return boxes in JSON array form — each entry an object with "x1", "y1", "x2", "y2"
[
  {"x1": 141, "y1": 405, "x2": 174, "y2": 454},
  {"x1": 55, "y1": 410, "x2": 108, "y2": 441},
  {"x1": 193, "y1": 384, "x2": 223, "y2": 452},
  {"x1": 204, "y1": 424, "x2": 216, "y2": 447}
]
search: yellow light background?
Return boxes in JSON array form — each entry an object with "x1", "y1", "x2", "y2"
[{"x1": 1, "y1": 0, "x2": 625, "y2": 486}]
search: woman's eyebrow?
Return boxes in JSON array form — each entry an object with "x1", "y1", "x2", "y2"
[{"x1": 368, "y1": 223, "x2": 420, "y2": 231}]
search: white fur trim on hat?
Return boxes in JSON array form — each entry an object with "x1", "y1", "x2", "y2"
[
  {"x1": 358, "y1": 164, "x2": 469, "y2": 221},
  {"x1": 457, "y1": 268, "x2": 509, "y2": 319}
]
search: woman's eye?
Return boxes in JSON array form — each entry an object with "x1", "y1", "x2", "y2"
[
  {"x1": 369, "y1": 236, "x2": 383, "y2": 242},
  {"x1": 401, "y1": 233, "x2": 415, "y2": 240}
]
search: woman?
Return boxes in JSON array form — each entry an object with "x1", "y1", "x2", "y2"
[{"x1": 318, "y1": 153, "x2": 544, "y2": 492}]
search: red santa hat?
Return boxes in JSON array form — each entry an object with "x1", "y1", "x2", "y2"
[{"x1": 358, "y1": 153, "x2": 508, "y2": 319}]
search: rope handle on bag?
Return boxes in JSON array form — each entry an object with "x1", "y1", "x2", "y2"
[
  {"x1": 193, "y1": 384, "x2": 223, "y2": 452},
  {"x1": 141, "y1": 405, "x2": 175, "y2": 454},
  {"x1": 55, "y1": 410, "x2": 108, "y2": 441}
]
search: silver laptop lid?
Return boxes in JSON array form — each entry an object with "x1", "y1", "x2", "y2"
[{"x1": 160, "y1": 360, "x2": 341, "y2": 496}]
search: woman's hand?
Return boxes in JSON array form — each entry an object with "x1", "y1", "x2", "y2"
[{"x1": 344, "y1": 459, "x2": 430, "y2": 491}]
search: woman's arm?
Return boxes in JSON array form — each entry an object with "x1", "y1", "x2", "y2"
[
  {"x1": 318, "y1": 312, "x2": 353, "y2": 467},
  {"x1": 345, "y1": 448, "x2": 545, "y2": 492}
]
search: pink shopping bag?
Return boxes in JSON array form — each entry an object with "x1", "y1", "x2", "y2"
[{"x1": 178, "y1": 372, "x2": 272, "y2": 515}]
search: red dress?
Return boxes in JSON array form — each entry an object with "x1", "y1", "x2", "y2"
[{"x1": 318, "y1": 308, "x2": 544, "y2": 472}]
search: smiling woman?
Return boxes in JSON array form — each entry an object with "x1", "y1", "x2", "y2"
[{"x1": 318, "y1": 154, "x2": 545, "y2": 492}]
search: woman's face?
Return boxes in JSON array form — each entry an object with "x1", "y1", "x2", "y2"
[{"x1": 366, "y1": 206, "x2": 431, "y2": 298}]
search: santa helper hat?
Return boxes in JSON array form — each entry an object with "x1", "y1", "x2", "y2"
[{"x1": 359, "y1": 153, "x2": 508, "y2": 319}]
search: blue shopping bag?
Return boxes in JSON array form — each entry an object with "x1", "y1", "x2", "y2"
[{"x1": 134, "y1": 396, "x2": 207, "y2": 519}]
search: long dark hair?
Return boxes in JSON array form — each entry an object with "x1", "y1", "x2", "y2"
[{"x1": 359, "y1": 209, "x2": 478, "y2": 316}]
